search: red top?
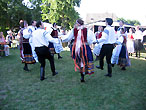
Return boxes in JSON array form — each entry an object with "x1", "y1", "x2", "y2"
[
  {"x1": 74, "y1": 28, "x2": 87, "y2": 43},
  {"x1": 51, "y1": 29, "x2": 58, "y2": 38},
  {"x1": 128, "y1": 34, "x2": 134, "y2": 40},
  {"x1": 96, "y1": 32, "x2": 102, "y2": 39}
]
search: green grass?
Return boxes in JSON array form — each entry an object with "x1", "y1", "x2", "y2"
[{"x1": 0, "y1": 49, "x2": 146, "y2": 110}]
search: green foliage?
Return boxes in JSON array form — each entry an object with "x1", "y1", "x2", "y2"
[
  {"x1": 117, "y1": 17, "x2": 141, "y2": 26},
  {"x1": 0, "y1": 0, "x2": 80, "y2": 34},
  {"x1": 0, "y1": 0, "x2": 29, "y2": 30},
  {"x1": 41, "y1": 0, "x2": 81, "y2": 30},
  {"x1": 27, "y1": 0, "x2": 42, "y2": 21},
  {"x1": 0, "y1": 49, "x2": 146, "y2": 109},
  {"x1": 0, "y1": 0, "x2": 42, "y2": 35}
]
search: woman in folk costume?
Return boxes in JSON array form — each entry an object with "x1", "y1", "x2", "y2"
[
  {"x1": 93, "y1": 26, "x2": 103, "y2": 61},
  {"x1": 62, "y1": 19, "x2": 96, "y2": 82},
  {"x1": 111, "y1": 28, "x2": 130, "y2": 70},
  {"x1": 48, "y1": 23, "x2": 63, "y2": 59},
  {"x1": 127, "y1": 28, "x2": 135, "y2": 56},
  {"x1": 19, "y1": 20, "x2": 36, "y2": 71},
  {"x1": 28, "y1": 20, "x2": 38, "y2": 62}
]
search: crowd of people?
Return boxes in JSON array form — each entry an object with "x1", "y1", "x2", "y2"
[
  {"x1": 0, "y1": 28, "x2": 21, "y2": 57},
  {"x1": 0, "y1": 18, "x2": 146, "y2": 82}
]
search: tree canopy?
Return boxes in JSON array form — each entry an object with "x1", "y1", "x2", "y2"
[
  {"x1": 41, "y1": 0, "x2": 81, "y2": 30},
  {"x1": 0, "y1": 0, "x2": 81, "y2": 34},
  {"x1": 117, "y1": 17, "x2": 141, "y2": 26},
  {"x1": 0, "y1": 0, "x2": 41, "y2": 34}
]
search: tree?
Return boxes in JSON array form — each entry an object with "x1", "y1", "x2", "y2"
[
  {"x1": 41, "y1": 0, "x2": 81, "y2": 30},
  {"x1": 0, "y1": 0, "x2": 42, "y2": 35},
  {"x1": 26, "y1": 0, "x2": 42, "y2": 21},
  {"x1": 117, "y1": 17, "x2": 141, "y2": 26},
  {"x1": 0, "y1": 0, "x2": 29, "y2": 31}
]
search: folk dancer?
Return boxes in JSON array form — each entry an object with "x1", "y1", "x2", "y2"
[
  {"x1": 28, "y1": 20, "x2": 38, "y2": 62},
  {"x1": 111, "y1": 28, "x2": 131, "y2": 70},
  {"x1": 48, "y1": 23, "x2": 63, "y2": 59},
  {"x1": 93, "y1": 26, "x2": 104, "y2": 67},
  {"x1": 32, "y1": 21, "x2": 59, "y2": 81},
  {"x1": 95, "y1": 18, "x2": 116, "y2": 77},
  {"x1": 19, "y1": 20, "x2": 36, "y2": 71},
  {"x1": 62, "y1": 19, "x2": 96, "y2": 82},
  {"x1": 116, "y1": 20, "x2": 127, "y2": 40}
]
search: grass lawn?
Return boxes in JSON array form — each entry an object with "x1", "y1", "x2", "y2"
[{"x1": 0, "y1": 49, "x2": 146, "y2": 110}]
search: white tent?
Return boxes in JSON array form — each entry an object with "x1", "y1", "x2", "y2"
[{"x1": 85, "y1": 21, "x2": 134, "y2": 27}]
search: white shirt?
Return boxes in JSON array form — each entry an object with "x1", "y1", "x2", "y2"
[
  {"x1": 62, "y1": 26, "x2": 96, "y2": 56},
  {"x1": 28, "y1": 26, "x2": 37, "y2": 44},
  {"x1": 28, "y1": 26, "x2": 36, "y2": 33},
  {"x1": 62, "y1": 26, "x2": 96, "y2": 45},
  {"x1": 32, "y1": 28, "x2": 59, "y2": 47},
  {"x1": 116, "y1": 35, "x2": 124, "y2": 45},
  {"x1": 23, "y1": 28, "x2": 31, "y2": 39},
  {"x1": 98, "y1": 25, "x2": 116, "y2": 44},
  {"x1": 134, "y1": 30, "x2": 143, "y2": 41}
]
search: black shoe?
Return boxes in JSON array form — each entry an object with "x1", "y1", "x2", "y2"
[
  {"x1": 58, "y1": 56, "x2": 63, "y2": 59},
  {"x1": 104, "y1": 73, "x2": 112, "y2": 77},
  {"x1": 111, "y1": 64, "x2": 115, "y2": 67},
  {"x1": 121, "y1": 67, "x2": 126, "y2": 70},
  {"x1": 80, "y1": 73, "x2": 85, "y2": 82},
  {"x1": 23, "y1": 66, "x2": 30, "y2": 71},
  {"x1": 40, "y1": 77, "x2": 45, "y2": 81},
  {"x1": 81, "y1": 79, "x2": 85, "y2": 82},
  {"x1": 80, "y1": 76, "x2": 85, "y2": 82},
  {"x1": 52, "y1": 72, "x2": 58, "y2": 76},
  {"x1": 96, "y1": 65, "x2": 103, "y2": 70}
]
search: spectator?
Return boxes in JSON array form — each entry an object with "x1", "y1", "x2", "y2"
[
  {"x1": 0, "y1": 32, "x2": 9, "y2": 56},
  {"x1": 127, "y1": 28, "x2": 135, "y2": 56},
  {"x1": 6, "y1": 31, "x2": 14, "y2": 47},
  {"x1": 134, "y1": 26, "x2": 143, "y2": 58}
]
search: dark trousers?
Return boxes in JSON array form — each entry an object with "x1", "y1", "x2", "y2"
[
  {"x1": 35, "y1": 46, "x2": 55, "y2": 73},
  {"x1": 134, "y1": 39, "x2": 143, "y2": 57},
  {"x1": 99, "y1": 44, "x2": 114, "y2": 68}
]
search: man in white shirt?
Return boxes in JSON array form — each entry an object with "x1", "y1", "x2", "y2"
[
  {"x1": 134, "y1": 26, "x2": 143, "y2": 58},
  {"x1": 96, "y1": 18, "x2": 116, "y2": 77},
  {"x1": 28, "y1": 21, "x2": 37, "y2": 32},
  {"x1": 32, "y1": 21, "x2": 59, "y2": 81}
]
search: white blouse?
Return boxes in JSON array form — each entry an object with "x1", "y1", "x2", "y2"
[{"x1": 62, "y1": 27, "x2": 96, "y2": 45}]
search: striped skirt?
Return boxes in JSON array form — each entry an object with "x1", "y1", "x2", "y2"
[
  {"x1": 72, "y1": 45, "x2": 94, "y2": 75},
  {"x1": 22, "y1": 43, "x2": 36, "y2": 64}
]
